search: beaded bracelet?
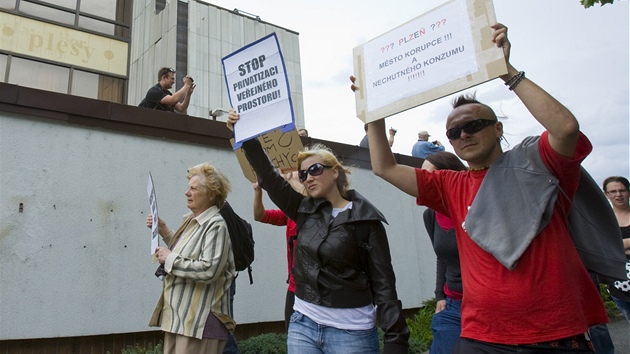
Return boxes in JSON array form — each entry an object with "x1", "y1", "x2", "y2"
[
  {"x1": 505, "y1": 71, "x2": 525, "y2": 91},
  {"x1": 504, "y1": 70, "x2": 523, "y2": 86}
]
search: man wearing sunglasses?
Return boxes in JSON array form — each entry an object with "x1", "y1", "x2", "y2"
[
  {"x1": 139, "y1": 67, "x2": 195, "y2": 113},
  {"x1": 355, "y1": 23, "x2": 613, "y2": 353}
]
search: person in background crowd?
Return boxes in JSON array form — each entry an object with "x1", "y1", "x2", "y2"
[
  {"x1": 411, "y1": 130, "x2": 445, "y2": 159},
  {"x1": 252, "y1": 172, "x2": 301, "y2": 330},
  {"x1": 360, "y1": 123, "x2": 396, "y2": 149},
  {"x1": 139, "y1": 67, "x2": 195, "y2": 113},
  {"x1": 603, "y1": 176, "x2": 630, "y2": 322},
  {"x1": 421, "y1": 152, "x2": 467, "y2": 354}
]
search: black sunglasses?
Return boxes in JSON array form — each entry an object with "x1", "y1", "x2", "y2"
[
  {"x1": 446, "y1": 119, "x2": 497, "y2": 140},
  {"x1": 298, "y1": 163, "x2": 332, "y2": 182}
]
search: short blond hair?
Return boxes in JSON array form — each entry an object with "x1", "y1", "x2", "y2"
[{"x1": 187, "y1": 162, "x2": 231, "y2": 207}]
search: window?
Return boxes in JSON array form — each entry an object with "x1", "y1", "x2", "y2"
[
  {"x1": 19, "y1": 1, "x2": 75, "y2": 26},
  {"x1": 11, "y1": 0, "x2": 131, "y2": 38},
  {"x1": 80, "y1": 0, "x2": 115, "y2": 20},
  {"x1": 37, "y1": 0, "x2": 77, "y2": 10},
  {"x1": 0, "y1": 0, "x2": 16, "y2": 10},
  {"x1": 2, "y1": 0, "x2": 129, "y2": 103},
  {"x1": 79, "y1": 16, "x2": 115, "y2": 36},
  {"x1": 8, "y1": 57, "x2": 70, "y2": 94},
  {"x1": 0, "y1": 54, "x2": 7, "y2": 82},
  {"x1": 71, "y1": 69, "x2": 99, "y2": 99}
]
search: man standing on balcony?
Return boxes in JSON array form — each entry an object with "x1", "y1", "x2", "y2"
[{"x1": 139, "y1": 67, "x2": 195, "y2": 114}]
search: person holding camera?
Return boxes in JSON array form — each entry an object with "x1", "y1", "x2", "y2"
[
  {"x1": 146, "y1": 162, "x2": 235, "y2": 354},
  {"x1": 411, "y1": 130, "x2": 444, "y2": 159},
  {"x1": 139, "y1": 67, "x2": 195, "y2": 113}
]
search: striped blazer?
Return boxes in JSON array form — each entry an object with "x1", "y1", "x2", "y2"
[{"x1": 149, "y1": 206, "x2": 236, "y2": 338}]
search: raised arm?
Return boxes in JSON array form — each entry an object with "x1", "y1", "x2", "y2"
[
  {"x1": 492, "y1": 23, "x2": 579, "y2": 157},
  {"x1": 363, "y1": 116, "x2": 419, "y2": 198},
  {"x1": 161, "y1": 76, "x2": 194, "y2": 113},
  {"x1": 252, "y1": 182, "x2": 266, "y2": 222},
  {"x1": 388, "y1": 127, "x2": 396, "y2": 147},
  {"x1": 174, "y1": 82, "x2": 195, "y2": 114}
]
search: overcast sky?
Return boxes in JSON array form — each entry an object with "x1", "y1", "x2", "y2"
[{"x1": 205, "y1": 0, "x2": 629, "y2": 186}]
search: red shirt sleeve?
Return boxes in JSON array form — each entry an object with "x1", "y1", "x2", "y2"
[
  {"x1": 538, "y1": 131, "x2": 592, "y2": 202},
  {"x1": 261, "y1": 209, "x2": 288, "y2": 226}
]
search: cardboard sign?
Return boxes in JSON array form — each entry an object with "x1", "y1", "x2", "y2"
[
  {"x1": 232, "y1": 128, "x2": 304, "y2": 183},
  {"x1": 353, "y1": 0, "x2": 507, "y2": 123},
  {"x1": 222, "y1": 33, "x2": 295, "y2": 148}
]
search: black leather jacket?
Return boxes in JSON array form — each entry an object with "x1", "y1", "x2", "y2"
[{"x1": 242, "y1": 138, "x2": 409, "y2": 353}]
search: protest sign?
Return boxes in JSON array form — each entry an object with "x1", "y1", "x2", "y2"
[
  {"x1": 232, "y1": 129, "x2": 304, "y2": 183},
  {"x1": 223, "y1": 33, "x2": 295, "y2": 148},
  {"x1": 146, "y1": 173, "x2": 159, "y2": 256},
  {"x1": 353, "y1": 0, "x2": 507, "y2": 123}
]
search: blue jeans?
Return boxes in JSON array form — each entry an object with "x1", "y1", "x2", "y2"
[
  {"x1": 430, "y1": 297, "x2": 462, "y2": 354},
  {"x1": 612, "y1": 295, "x2": 630, "y2": 322},
  {"x1": 287, "y1": 311, "x2": 379, "y2": 354},
  {"x1": 223, "y1": 281, "x2": 240, "y2": 354},
  {"x1": 588, "y1": 323, "x2": 614, "y2": 354}
]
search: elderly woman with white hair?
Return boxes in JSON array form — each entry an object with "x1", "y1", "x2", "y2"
[{"x1": 146, "y1": 162, "x2": 235, "y2": 354}]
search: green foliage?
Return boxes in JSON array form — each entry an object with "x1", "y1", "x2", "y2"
[
  {"x1": 238, "y1": 332, "x2": 287, "y2": 354},
  {"x1": 406, "y1": 298, "x2": 436, "y2": 352},
  {"x1": 581, "y1": 0, "x2": 615, "y2": 8},
  {"x1": 600, "y1": 283, "x2": 622, "y2": 318},
  {"x1": 106, "y1": 341, "x2": 163, "y2": 354}
]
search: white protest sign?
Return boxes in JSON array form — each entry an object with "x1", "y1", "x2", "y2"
[
  {"x1": 223, "y1": 33, "x2": 295, "y2": 148},
  {"x1": 147, "y1": 173, "x2": 159, "y2": 256},
  {"x1": 353, "y1": 0, "x2": 507, "y2": 123}
]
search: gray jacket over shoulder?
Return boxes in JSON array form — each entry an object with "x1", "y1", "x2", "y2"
[{"x1": 464, "y1": 136, "x2": 626, "y2": 280}]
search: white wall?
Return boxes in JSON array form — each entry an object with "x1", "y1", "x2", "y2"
[{"x1": 0, "y1": 112, "x2": 435, "y2": 340}]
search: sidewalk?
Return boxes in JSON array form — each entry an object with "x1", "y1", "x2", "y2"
[{"x1": 609, "y1": 318, "x2": 629, "y2": 353}]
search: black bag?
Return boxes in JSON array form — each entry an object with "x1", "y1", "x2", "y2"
[{"x1": 220, "y1": 201, "x2": 255, "y2": 284}]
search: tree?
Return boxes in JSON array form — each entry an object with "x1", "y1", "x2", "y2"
[{"x1": 581, "y1": 0, "x2": 615, "y2": 8}]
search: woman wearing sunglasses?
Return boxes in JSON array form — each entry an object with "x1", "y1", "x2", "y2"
[{"x1": 227, "y1": 110, "x2": 409, "y2": 354}]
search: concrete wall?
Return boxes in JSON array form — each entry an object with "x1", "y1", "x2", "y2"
[
  {"x1": 0, "y1": 85, "x2": 434, "y2": 341},
  {"x1": 129, "y1": 0, "x2": 305, "y2": 128}
]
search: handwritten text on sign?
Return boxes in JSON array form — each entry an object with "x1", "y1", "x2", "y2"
[
  {"x1": 363, "y1": 0, "x2": 477, "y2": 111},
  {"x1": 232, "y1": 129, "x2": 304, "y2": 183}
]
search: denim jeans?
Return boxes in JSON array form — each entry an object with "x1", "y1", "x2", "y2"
[
  {"x1": 611, "y1": 295, "x2": 630, "y2": 322},
  {"x1": 430, "y1": 297, "x2": 462, "y2": 354},
  {"x1": 287, "y1": 311, "x2": 379, "y2": 354},
  {"x1": 222, "y1": 281, "x2": 240, "y2": 354},
  {"x1": 588, "y1": 323, "x2": 614, "y2": 354}
]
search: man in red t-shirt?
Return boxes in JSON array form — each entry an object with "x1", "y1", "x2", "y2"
[{"x1": 353, "y1": 23, "x2": 607, "y2": 353}]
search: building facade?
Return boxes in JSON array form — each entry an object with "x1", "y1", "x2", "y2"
[
  {"x1": 0, "y1": 0, "x2": 132, "y2": 103},
  {"x1": 0, "y1": 1, "x2": 428, "y2": 352},
  {"x1": 1, "y1": 0, "x2": 305, "y2": 128},
  {"x1": 129, "y1": 0, "x2": 305, "y2": 127}
]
